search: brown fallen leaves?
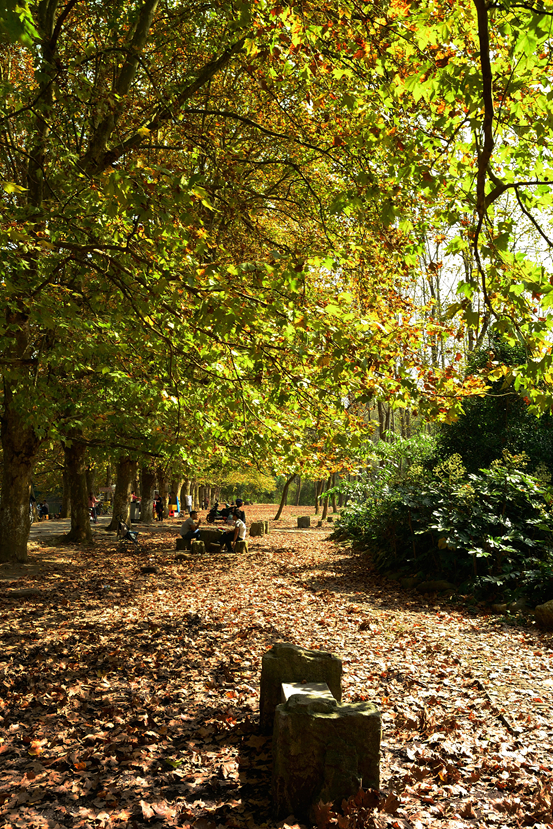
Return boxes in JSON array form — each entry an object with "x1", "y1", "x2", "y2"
[{"x1": 0, "y1": 504, "x2": 552, "y2": 829}]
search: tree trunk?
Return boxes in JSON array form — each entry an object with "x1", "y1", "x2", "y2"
[
  {"x1": 86, "y1": 465, "x2": 96, "y2": 496},
  {"x1": 274, "y1": 473, "x2": 296, "y2": 520},
  {"x1": 321, "y1": 477, "x2": 331, "y2": 520},
  {"x1": 60, "y1": 453, "x2": 71, "y2": 519},
  {"x1": 140, "y1": 465, "x2": 155, "y2": 524},
  {"x1": 106, "y1": 457, "x2": 136, "y2": 530},
  {"x1": 295, "y1": 475, "x2": 301, "y2": 506},
  {"x1": 62, "y1": 437, "x2": 92, "y2": 543},
  {"x1": 191, "y1": 479, "x2": 198, "y2": 510},
  {"x1": 315, "y1": 479, "x2": 323, "y2": 514},
  {"x1": 157, "y1": 466, "x2": 169, "y2": 519},
  {"x1": 332, "y1": 472, "x2": 338, "y2": 513},
  {"x1": 105, "y1": 463, "x2": 112, "y2": 487},
  {"x1": 0, "y1": 394, "x2": 41, "y2": 563},
  {"x1": 179, "y1": 478, "x2": 191, "y2": 511}
]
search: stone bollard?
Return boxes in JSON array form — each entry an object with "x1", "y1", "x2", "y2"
[
  {"x1": 176, "y1": 537, "x2": 188, "y2": 551},
  {"x1": 327, "y1": 516, "x2": 334, "y2": 522},
  {"x1": 260, "y1": 642, "x2": 342, "y2": 733},
  {"x1": 191, "y1": 539, "x2": 205, "y2": 554},
  {"x1": 249, "y1": 521, "x2": 265, "y2": 537},
  {"x1": 317, "y1": 520, "x2": 323, "y2": 527},
  {"x1": 272, "y1": 693, "x2": 381, "y2": 821},
  {"x1": 297, "y1": 516, "x2": 311, "y2": 528},
  {"x1": 263, "y1": 520, "x2": 270, "y2": 534},
  {"x1": 234, "y1": 540, "x2": 248, "y2": 554}
]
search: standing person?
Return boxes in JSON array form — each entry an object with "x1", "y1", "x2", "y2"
[
  {"x1": 88, "y1": 492, "x2": 99, "y2": 523},
  {"x1": 154, "y1": 494, "x2": 164, "y2": 521},
  {"x1": 180, "y1": 510, "x2": 202, "y2": 546},
  {"x1": 220, "y1": 508, "x2": 247, "y2": 553},
  {"x1": 184, "y1": 493, "x2": 193, "y2": 514},
  {"x1": 40, "y1": 500, "x2": 49, "y2": 520}
]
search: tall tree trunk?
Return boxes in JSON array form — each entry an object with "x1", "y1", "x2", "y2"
[
  {"x1": 105, "y1": 463, "x2": 112, "y2": 487},
  {"x1": 60, "y1": 452, "x2": 71, "y2": 519},
  {"x1": 0, "y1": 393, "x2": 41, "y2": 563},
  {"x1": 86, "y1": 464, "x2": 96, "y2": 496},
  {"x1": 315, "y1": 479, "x2": 323, "y2": 514},
  {"x1": 157, "y1": 466, "x2": 169, "y2": 518},
  {"x1": 191, "y1": 479, "x2": 198, "y2": 510},
  {"x1": 179, "y1": 478, "x2": 190, "y2": 512},
  {"x1": 295, "y1": 475, "x2": 301, "y2": 506},
  {"x1": 321, "y1": 477, "x2": 331, "y2": 520},
  {"x1": 140, "y1": 465, "x2": 155, "y2": 524},
  {"x1": 274, "y1": 473, "x2": 296, "y2": 520},
  {"x1": 62, "y1": 437, "x2": 92, "y2": 543},
  {"x1": 106, "y1": 457, "x2": 136, "y2": 530},
  {"x1": 331, "y1": 472, "x2": 338, "y2": 513}
]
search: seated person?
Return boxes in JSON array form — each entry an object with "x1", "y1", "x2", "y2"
[
  {"x1": 220, "y1": 509, "x2": 247, "y2": 552},
  {"x1": 180, "y1": 510, "x2": 201, "y2": 545},
  {"x1": 234, "y1": 498, "x2": 246, "y2": 524}
]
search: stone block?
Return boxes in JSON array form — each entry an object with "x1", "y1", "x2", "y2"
[
  {"x1": 176, "y1": 537, "x2": 189, "y2": 551},
  {"x1": 263, "y1": 520, "x2": 270, "y2": 534},
  {"x1": 281, "y1": 681, "x2": 335, "y2": 703},
  {"x1": 260, "y1": 642, "x2": 342, "y2": 733},
  {"x1": 535, "y1": 599, "x2": 553, "y2": 630},
  {"x1": 199, "y1": 528, "x2": 224, "y2": 546},
  {"x1": 272, "y1": 694, "x2": 381, "y2": 821},
  {"x1": 297, "y1": 516, "x2": 311, "y2": 528},
  {"x1": 317, "y1": 520, "x2": 323, "y2": 527},
  {"x1": 208, "y1": 542, "x2": 223, "y2": 553},
  {"x1": 235, "y1": 540, "x2": 248, "y2": 554},
  {"x1": 191, "y1": 539, "x2": 205, "y2": 554},
  {"x1": 249, "y1": 521, "x2": 265, "y2": 537},
  {"x1": 327, "y1": 516, "x2": 334, "y2": 522}
]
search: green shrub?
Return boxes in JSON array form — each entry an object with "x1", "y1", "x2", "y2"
[{"x1": 338, "y1": 446, "x2": 553, "y2": 604}]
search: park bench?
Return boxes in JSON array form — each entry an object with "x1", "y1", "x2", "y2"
[{"x1": 260, "y1": 642, "x2": 381, "y2": 822}]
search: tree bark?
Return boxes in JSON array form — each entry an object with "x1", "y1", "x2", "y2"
[
  {"x1": 315, "y1": 479, "x2": 323, "y2": 514},
  {"x1": 106, "y1": 457, "x2": 136, "y2": 529},
  {"x1": 62, "y1": 437, "x2": 92, "y2": 543},
  {"x1": 295, "y1": 475, "x2": 301, "y2": 506},
  {"x1": 273, "y1": 473, "x2": 296, "y2": 520},
  {"x1": 331, "y1": 472, "x2": 338, "y2": 513},
  {"x1": 0, "y1": 393, "x2": 41, "y2": 562},
  {"x1": 321, "y1": 477, "x2": 331, "y2": 520},
  {"x1": 157, "y1": 466, "x2": 169, "y2": 519},
  {"x1": 60, "y1": 452, "x2": 71, "y2": 519},
  {"x1": 140, "y1": 465, "x2": 155, "y2": 524}
]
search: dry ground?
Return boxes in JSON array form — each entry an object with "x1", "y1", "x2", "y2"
[{"x1": 1, "y1": 504, "x2": 552, "y2": 829}]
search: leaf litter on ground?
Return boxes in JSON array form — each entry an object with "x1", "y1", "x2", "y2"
[{"x1": 0, "y1": 505, "x2": 552, "y2": 829}]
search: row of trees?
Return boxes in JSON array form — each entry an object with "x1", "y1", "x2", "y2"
[{"x1": 2, "y1": 0, "x2": 553, "y2": 562}]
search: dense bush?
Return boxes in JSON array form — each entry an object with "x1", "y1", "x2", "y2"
[{"x1": 338, "y1": 442, "x2": 553, "y2": 604}]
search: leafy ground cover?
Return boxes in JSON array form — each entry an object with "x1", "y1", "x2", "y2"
[{"x1": 1, "y1": 505, "x2": 552, "y2": 829}]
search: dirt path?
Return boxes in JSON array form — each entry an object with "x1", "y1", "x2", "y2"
[{"x1": 0, "y1": 505, "x2": 552, "y2": 828}]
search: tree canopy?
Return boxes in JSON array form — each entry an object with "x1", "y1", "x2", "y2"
[{"x1": 1, "y1": 0, "x2": 553, "y2": 560}]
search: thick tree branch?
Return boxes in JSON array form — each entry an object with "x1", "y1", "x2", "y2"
[{"x1": 81, "y1": 35, "x2": 246, "y2": 174}]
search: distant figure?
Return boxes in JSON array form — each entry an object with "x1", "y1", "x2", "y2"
[
  {"x1": 40, "y1": 501, "x2": 49, "y2": 520},
  {"x1": 184, "y1": 493, "x2": 193, "y2": 514},
  {"x1": 154, "y1": 494, "x2": 164, "y2": 521},
  {"x1": 88, "y1": 492, "x2": 99, "y2": 523}
]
